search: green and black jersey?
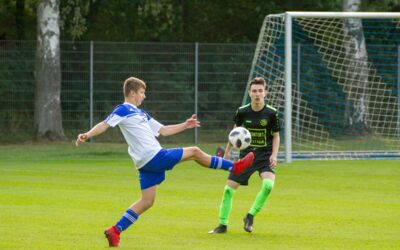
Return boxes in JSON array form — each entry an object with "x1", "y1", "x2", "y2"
[{"x1": 233, "y1": 103, "x2": 280, "y2": 156}]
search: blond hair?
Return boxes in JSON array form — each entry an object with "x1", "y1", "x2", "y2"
[{"x1": 123, "y1": 77, "x2": 146, "y2": 97}]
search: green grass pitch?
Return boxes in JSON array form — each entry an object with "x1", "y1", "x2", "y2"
[{"x1": 0, "y1": 143, "x2": 399, "y2": 249}]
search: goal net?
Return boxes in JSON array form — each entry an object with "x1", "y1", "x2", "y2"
[{"x1": 246, "y1": 12, "x2": 400, "y2": 160}]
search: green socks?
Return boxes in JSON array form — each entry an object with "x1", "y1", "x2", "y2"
[
  {"x1": 218, "y1": 185, "x2": 236, "y2": 225},
  {"x1": 218, "y1": 179, "x2": 274, "y2": 226},
  {"x1": 249, "y1": 178, "x2": 274, "y2": 216}
]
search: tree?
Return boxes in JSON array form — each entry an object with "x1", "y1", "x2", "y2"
[
  {"x1": 60, "y1": 0, "x2": 92, "y2": 40},
  {"x1": 35, "y1": 0, "x2": 66, "y2": 140},
  {"x1": 342, "y1": 0, "x2": 371, "y2": 134},
  {"x1": 16, "y1": 0, "x2": 25, "y2": 39}
]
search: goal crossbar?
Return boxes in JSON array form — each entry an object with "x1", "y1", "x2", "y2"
[{"x1": 285, "y1": 11, "x2": 400, "y2": 19}]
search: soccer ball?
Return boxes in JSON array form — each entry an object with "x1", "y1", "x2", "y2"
[{"x1": 228, "y1": 127, "x2": 251, "y2": 150}]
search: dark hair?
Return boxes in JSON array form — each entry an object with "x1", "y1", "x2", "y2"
[
  {"x1": 124, "y1": 77, "x2": 146, "y2": 97},
  {"x1": 249, "y1": 77, "x2": 267, "y2": 89}
]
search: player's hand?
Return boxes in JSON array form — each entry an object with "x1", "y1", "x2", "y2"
[
  {"x1": 75, "y1": 133, "x2": 88, "y2": 146},
  {"x1": 185, "y1": 114, "x2": 201, "y2": 129},
  {"x1": 269, "y1": 154, "x2": 278, "y2": 168}
]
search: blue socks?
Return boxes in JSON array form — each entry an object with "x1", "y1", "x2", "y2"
[
  {"x1": 209, "y1": 156, "x2": 233, "y2": 171},
  {"x1": 115, "y1": 209, "x2": 139, "y2": 233}
]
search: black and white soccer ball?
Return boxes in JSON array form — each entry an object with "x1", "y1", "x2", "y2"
[{"x1": 228, "y1": 127, "x2": 251, "y2": 150}]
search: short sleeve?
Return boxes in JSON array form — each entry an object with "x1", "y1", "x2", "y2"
[
  {"x1": 271, "y1": 111, "x2": 280, "y2": 132},
  {"x1": 142, "y1": 111, "x2": 163, "y2": 136},
  {"x1": 233, "y1": 109, "x2": 243, "y2": 126},
  {"x1": 104, "y1": 105, "x2": 128, "y2": 127},
  {"x1": 148, "y1": 118, "x2": 164, "y2": 136}
]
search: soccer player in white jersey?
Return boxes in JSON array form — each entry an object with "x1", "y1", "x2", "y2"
[{"x1": 75, "y1": 76, "x2": 254, "y2": 247}]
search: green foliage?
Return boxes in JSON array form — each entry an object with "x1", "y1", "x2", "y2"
[
  {"x1": 60, "y1": 0, "x2": 91, "y2": 40},
  {"x1": 135, "y1": 1, "x2": 182, "y2": 41},
  {"x1": 0, "y1": 41, "x2": 36, "y2": 141},
  {"x1": 0, "y1": 143, "x2": 399, "y2": 249},
  {"x1": 0, "y1": 40, "x2": 254, "y2": 142},
  {"x1": 3, "y1": 0, "x2": 399, "y2": 43},
  {"x1": 361, "y1": 0, "x2": 400, "y2": 11},
  {"x1": 0, "y1": 0, "x2": 37, "y2": 40}
]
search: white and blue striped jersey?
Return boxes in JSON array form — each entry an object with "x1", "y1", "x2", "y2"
[{"x1": 104, "y1": 102, "x2": 163, "y2": 169}]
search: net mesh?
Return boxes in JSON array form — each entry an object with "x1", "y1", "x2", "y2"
[{"x1": 248, "y1": 14, "x2": 400, "y2": 156}]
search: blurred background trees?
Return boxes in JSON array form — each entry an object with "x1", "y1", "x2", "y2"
[
  {"x1": 1, "y1": 0, "x2": 399, "y2": 43},
  {"x1": 1, "y1": 0, "x2": 400, "y2": 141}
]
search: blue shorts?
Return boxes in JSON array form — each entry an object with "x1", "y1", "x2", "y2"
[{"x1": 139, "y1": 148, "x2": 183, "y2": 190}]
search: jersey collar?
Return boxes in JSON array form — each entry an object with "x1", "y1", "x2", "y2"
[{"x1": 124, "y1": 102, "x2": 138, "y2": 109}]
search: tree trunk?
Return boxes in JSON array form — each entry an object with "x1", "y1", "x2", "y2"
[
  {"x1": 342, "y1": 0, "x2": 371, "y2": 134},
  {"x1": 35, "y1": 0, "x2": 66, "y2": 141}
]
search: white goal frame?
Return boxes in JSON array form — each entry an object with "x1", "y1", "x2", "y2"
[{"x1": 247, "y1": 12, "x2": 400, "y2": 163}]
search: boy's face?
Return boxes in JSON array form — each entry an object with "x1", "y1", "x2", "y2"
[
  {"x1": 131, "y1": 88, "x2": 146, "y2": 106},
  {"x1": 248, "y1": 84, "x2": 266, "y2": 105}
]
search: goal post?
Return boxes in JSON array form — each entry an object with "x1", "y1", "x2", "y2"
[{"x1": 246, "y1": 12, "x2": 400, "y2": 162}]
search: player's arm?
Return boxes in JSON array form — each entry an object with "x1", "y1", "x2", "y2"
[
  {"x1": 223, "y1": 125, "x2": 236, "y2": 159},
  {"x1": 159, "y1": 114, "x2": 200, "y2": 136},
  {"x1": 225, "y1": 108, "x2": 242, "y2": 159},
  {"x1": 269, "y1": 132, "x2": 280, "y2": 168},
  {"x1": 75, "y1": 121, "x2": 110, "y2": 146}
]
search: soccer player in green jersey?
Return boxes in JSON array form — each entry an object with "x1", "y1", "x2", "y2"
[{"x1": 209, "y1": 77, "x2": 280, "y2": 234}]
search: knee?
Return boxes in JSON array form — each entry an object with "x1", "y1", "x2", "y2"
[
  {"x1": 223, "y1": 184, "x2": 237, "y2": 197},
  {"x1": 140, "y1": 197, "x2": 155, "y2": 209},
  {"x1": 189, "y1": 146, "x2": 201, "y2": 156},
  {"x1": 262, "y1": 179, "x2": 274, "y2": 193},
  {"x1": 193, "y1": 146, "x2": 201, "y2": 153}
]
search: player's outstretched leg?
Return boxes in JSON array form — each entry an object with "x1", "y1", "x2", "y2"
[
  {"x1": 232, "y1": 152, "x2": 254, "y2": 175},
  {"x1": 181, "y1": 147, "x2": 254, "y2": 174}
]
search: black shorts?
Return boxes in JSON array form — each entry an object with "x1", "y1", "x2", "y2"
[{"x1": 228, "y1": 152, "x2": 274, "y2": 186}]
